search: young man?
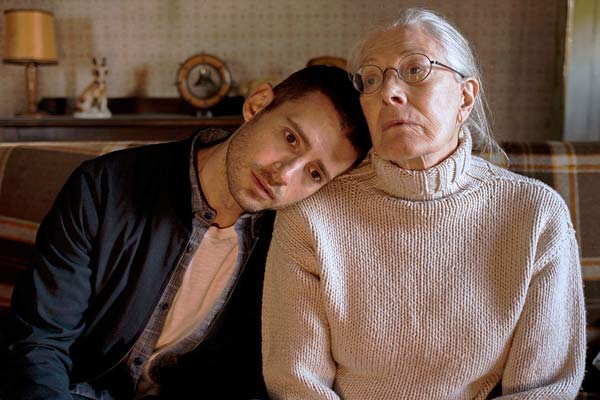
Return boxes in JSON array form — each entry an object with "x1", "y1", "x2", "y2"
[{"x1": 1, "y1": 66, "x2": 370, "y2": 400}]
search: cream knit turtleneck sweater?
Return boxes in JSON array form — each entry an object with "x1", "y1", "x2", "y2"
[{"x1": 262, "y1": 133, "x2": 586, "y2": 400}]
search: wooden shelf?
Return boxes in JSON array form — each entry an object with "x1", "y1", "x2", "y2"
[{"x1": 0, "y1": 114, "x2": 244, "y2": 142}]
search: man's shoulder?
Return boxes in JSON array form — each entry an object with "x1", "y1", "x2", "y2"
[
  {"x1": 84, "y1": 139, "x2": 189, "y2": 171},
  {"x1": 69, "y1": 138, "x2": 193, "y2": 194},
  {"x1": 55, "y1": 138, "x2": 195, "y2": 215}
]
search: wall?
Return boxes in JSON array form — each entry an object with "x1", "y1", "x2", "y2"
[
  {"x1": 0, "y1": 0, "x2": 568, "y2": 142},
  {"x1": 564, "y1": 0, "x2": 600, "y2": 141}
]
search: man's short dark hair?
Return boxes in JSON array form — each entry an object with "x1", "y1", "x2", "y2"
[{"x1": 264, "y1": 65, "x2": 371, "y2": 163}]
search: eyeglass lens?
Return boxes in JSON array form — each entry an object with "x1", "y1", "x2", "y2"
[{"x1": 353, "y1": 53, "x2": 432, "y2": 94}]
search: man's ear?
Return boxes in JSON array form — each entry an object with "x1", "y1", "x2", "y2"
[
  {"x1": 242, "y1": 82, "x2": 275, "y2": 122},
  {"x1": 459, "y1": 77, "x2": 479, "y2": 121}
]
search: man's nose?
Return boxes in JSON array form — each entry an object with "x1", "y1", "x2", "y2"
[
  {"x1": 269, "y1": 158, "x2": 304, "y2": 186},
  {"x1": 380, "y1": 69, "x2": 408, "y2": 105}
]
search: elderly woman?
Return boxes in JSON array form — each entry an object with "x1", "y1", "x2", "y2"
[{"x1": 261, "y1": 7, "x2": 586, "y2": 399}]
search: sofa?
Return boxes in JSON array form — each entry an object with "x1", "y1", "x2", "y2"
[{"x1": 0, "y1": 137, "x2": 599, "y2": 393}]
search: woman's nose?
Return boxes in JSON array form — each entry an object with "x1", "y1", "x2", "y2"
[{"x1": 379, "y1": 70, "x2": 408, "y2": 105}]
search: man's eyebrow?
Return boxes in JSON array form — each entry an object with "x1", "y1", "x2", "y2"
[{"x1": 285, "y1": 116, "x2": 332, "y2": 182}]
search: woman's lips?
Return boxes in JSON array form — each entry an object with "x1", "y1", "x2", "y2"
[{"x1": 382, "y1": 120, "x2": 418, "y2": 132}]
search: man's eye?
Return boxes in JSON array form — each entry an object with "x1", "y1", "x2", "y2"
[
  {"x1": 309, "y1": 168, "x2": 322, "y2": 182},
  {"x1": 285, "y1": 132, "x2": 297, "y2": 144}
]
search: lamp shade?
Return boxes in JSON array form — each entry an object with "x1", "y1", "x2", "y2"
[{"x1": 3, "y1": 9, "x2": 58, "y2": 64}]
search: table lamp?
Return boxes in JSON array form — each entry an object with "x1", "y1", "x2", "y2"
[{"x1": 3, "y1": 9, "x2": 58, "y2": 116}]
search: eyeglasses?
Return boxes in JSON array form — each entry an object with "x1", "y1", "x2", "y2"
[{"x1": 350, "y1": 53, "x2": 466, "y2": 94}]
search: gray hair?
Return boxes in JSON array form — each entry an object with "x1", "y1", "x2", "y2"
[{"x1": 349, "y1": 8, "x2": 503, "y2": 157}]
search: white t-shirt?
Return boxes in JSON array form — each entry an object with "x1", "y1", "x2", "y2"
[
  {"x1": 155, "y1": 225, "x2": 239, "y2": 350},
  {"x1": 136, "y1": 225, "x2": 239, "y2": 398}
]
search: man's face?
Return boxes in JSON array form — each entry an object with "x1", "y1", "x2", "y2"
[{"x1": 226, "y1": 91, "x2": 359, "y2": 212}]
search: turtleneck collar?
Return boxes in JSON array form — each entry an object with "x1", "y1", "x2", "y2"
[{"x1": 371, "y1": 131, "x2": 472, "y2": 201}]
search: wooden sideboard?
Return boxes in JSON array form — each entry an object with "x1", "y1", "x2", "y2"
[{"x1": 0, "y1": 114, "x2": 244, "y2": 142}]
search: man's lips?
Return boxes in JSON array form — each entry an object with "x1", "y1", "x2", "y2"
[
  {"x1": 382, "y1": 120, "x2": 418, "y2": 132},
  {"x1": 252, "y1": 172, "x2": 275, "y2": 200}
]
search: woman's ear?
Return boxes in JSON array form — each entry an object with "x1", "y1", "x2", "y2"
[
  {"x1": 242, "y1": 82, "x2": 275, "y2": 122},
  {"x1": 459, "y1": 77, "x2": 479, "y2": 121}
]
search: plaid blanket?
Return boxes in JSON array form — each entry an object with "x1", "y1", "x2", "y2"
[{"x1": 489, "y1": 141, "x2": 600, "y2": 328}]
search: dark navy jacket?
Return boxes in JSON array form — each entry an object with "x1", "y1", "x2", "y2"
[{"x1": 1, "y1": 135, "x2": 275, "y2": 399}]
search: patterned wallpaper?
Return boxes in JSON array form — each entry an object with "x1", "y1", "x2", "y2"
[{"x1": 0, "y1": 0, "x2": 567, "y2": 141}]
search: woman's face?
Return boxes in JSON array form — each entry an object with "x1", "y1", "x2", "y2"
[{"x1": 358, "y1": 26, "x2": 476, "y2": 170}]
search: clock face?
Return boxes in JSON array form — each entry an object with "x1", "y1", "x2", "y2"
[
  {"x1": 187, "y1": 63, "x2": 222, "y2": 99},
  {"x1": 176, "y1": 54, "x2": 232, "y2": 109}
]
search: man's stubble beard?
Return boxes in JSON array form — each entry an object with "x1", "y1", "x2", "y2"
[{"x1": 225, "y1": 120, "x2": 262, "y2": 213}]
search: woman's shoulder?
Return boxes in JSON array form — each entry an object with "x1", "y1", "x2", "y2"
[
  {"x1": 278, "y1": 157, "x2": 375, "y2": 219},
  {"x1": 471, "y1": 155, "x2": 569, "y2": 211},
  {"x1": 472, "y1": 155, "x2": 555, "y2": 192},
  {"x1": 312, "y1": 155, "x2": 376, "y2": 195}
]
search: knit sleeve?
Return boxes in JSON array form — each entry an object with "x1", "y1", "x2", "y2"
[
  {"x1": 498, "y1": 199, "x2": 586, "y2": 399},
  {"x1": 262, "y1": 207, "x2": 340, "y2": 400}
]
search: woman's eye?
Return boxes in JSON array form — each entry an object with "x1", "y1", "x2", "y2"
[
  {"x1": 309, "y1": 168, "x2": 322, "y2": 182},
  {"x1": 365, "y1": 76, "x2": 377, "y2": 85},
  {"x1": 286, "y1": 132, "x2": 297, "y2": 145}
]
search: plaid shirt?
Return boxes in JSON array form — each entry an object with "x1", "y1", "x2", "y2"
[
  {"x1": 72, "y1": 129, "x2": 265, "y2": 399},
  {"x1": 127, "y1": 129, "x2": 263, "y2": 389}
]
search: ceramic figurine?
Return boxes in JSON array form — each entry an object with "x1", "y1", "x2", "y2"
[{"x1": 74, "y1": 57, "x2": 111, "y2": 118}]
